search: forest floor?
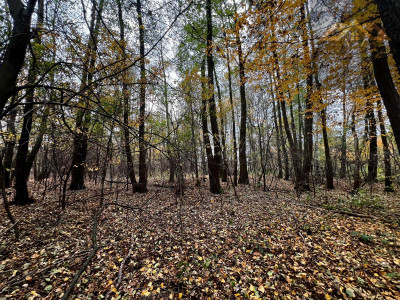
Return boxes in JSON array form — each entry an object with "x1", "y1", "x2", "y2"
[{"x1": 1, "y1": 178, "x2": 400, "y2": 299}]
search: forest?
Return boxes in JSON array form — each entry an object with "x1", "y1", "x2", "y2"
[{"x1": 0, "y1": 0, "x2": 400, "y2": 298}]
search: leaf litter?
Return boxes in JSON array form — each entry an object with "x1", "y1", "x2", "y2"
[{"x1": 0, "y1": 180, "x2": 399, "y2": 299}]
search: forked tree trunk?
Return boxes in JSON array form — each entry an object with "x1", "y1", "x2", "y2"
[
  {"x1": 200, "y1": 60, "x2": 221, "y2": 194},
  {"x1": 70, "y1": 0, "x2": 104, "y2": 190}
]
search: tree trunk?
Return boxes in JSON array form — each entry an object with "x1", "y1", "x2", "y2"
[
  {"x1": 200, "y1": 60, "x2": 221, "y2": 194},
  {"x1": 133, "y1": 0, "x2": 148, "y2": 193},
  {"x1": 351, "y1": 109, "x2": 361, "y2": 191},
  {"x1": 214, "y1": 68, "x2": 228, "y2": 182},
  {"x1": 377, "y1": 99, "x2": 393, "y2": 191},
  {"x1": 272, "y1": 100, "x2": 283, "y2": 179},
  {"x1": 366, "y1": 99, "x2": 378, "y2": 182},
  {"x1": 117, "y1": 0, "x2": 137, "y2": 189},
  {"x1": 300, "y1": 4, "x2": 313, "y2": 189},
  {"x1": 0, "y1": 0, "x2": 38, "y2": 118},
  {"x1": 189, "y1": 92, "x2": 199, "y2": 184},
  {"x1": 276, "y1": 90, "x2": 290, "y2": 180},
  {"x1": 375, "y1": 0, "x2": 400, "y2": 74},
  {"x1": 2, "y1": 109, "x2": 17, "y2": 188},
  {"x1": 14, "y1": 0, "x2": 44, "y2": 205},
  {"x1": 235, "y1": 23, "x2": 249, "y2": 185},
  {"x1": 321, "y1": 102, "x2": 334, "y2": 189},
  {"x1": 205, "y1": 0, "x2": 222, "y2": 194},
  {"x1": 271, "y1": 49, "x2": 303, "y2": 190},
  {"x1": 340, "y1": 89, "x2": 347, "y2": 179},
  {"x1": 232, "y1": 15, "x2": 249, "y2": 185},
  {"x1": 70, "y1": 0, "x2": 104, "y2": 190},
  {"x1": 369, "y1": 23, "x2": 400, "y2": 152},
  {"x1": 226, "y1": 50, "x2": 238, "y2": 186}
]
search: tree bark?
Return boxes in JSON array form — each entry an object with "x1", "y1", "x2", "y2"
[
  {"x1": 376, "y1": 99, "x2": 393, "y2": 191},
  {"x1": 339, "y1": 89, "x2": 347, "y2": 179},
  {"x1": 200, "y1": 60, "x2": 221, "y2": 194},
  {"x1": 117, "y1": 0, "x2": 137, "y2": 189},
  {"x1": 235, "y1": 19, "x2": 249, "y2": 185},
  {"x1": 300, "y1": 4, "x2": 313, "y2": 190},
  {"x1": 214, "y1": 68, "x2": 228, "y2": 182},
  {"x1": 205, "y1": 0, "x2": 222, "y2": 194},
  {"x1": 272, "y1": 100, "x2": 283, "y2": 179},
  {"x1": 70, "y1": 0, "x2": 104, "y2": 190},
  {"x1": 226, "y1": 51, "x2": 238, "y2": 186},
  {"x1": 369, "y1": 23, "x2": 400, "y2": 152},
  {"x1": 2, "y1": 109, "x2": 17, "y2": 188},
  {"x1": 133, "y1": 0, "x2": 148, "y2": 193},
  {"x1": 375, "y1": 0, "x2": 400, "y2": 74},
  {"x1": 351, "y1": 109, "x2": 361, "y2": 191},
  {"x1": 14, "y1": 0, "x2": 44, "y2": 205},
  {"x1": 0, "y1": 0, "x2": 38, "y2": 118}
]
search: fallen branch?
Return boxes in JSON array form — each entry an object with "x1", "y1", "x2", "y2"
[
  {"x1": 105, "y1": 233, "x2": 135, "y2": 299},
  {"x1": 61, "y1": 201, "x2": 143, "y2": 300}
]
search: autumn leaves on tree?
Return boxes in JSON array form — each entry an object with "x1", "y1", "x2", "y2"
[{"x1": 0, "y1": 0, "x2": 400, "y2": 199}]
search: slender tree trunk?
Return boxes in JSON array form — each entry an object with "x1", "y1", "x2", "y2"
[
  {"x1": 226, "y1": 51, "x2": 238, "y2": 186},
  {"x1": 300, "y1": 4, "x2": 313, "y2": 189},
  {"x1": 340, "y1": 89, "x2": 347, "y2": 179},
  {"x1": 277, "y1": 95, "x2": 290, "y2": 180},
  {"x1": 289, "y1": 98, "x2": 298, "y2": 153},
  {"x1": 376, "y1": 99, "x2": 393, "y2": 191},
  {"x1": 272, "y1": 100, "x2": 283, "y2": 179},
  {"x1": 297, "y1": 84, "x2": 303, "y2": 158},
  {"x1": 366, "y1": 99, "x2": 378, "y2": 182},
  {"x1": 271, "y1": 50, "x2": 302, "y2": 190},
  {"x1": 117, "y1": 0, "x2": 137, "y2": 189},
  {"x1": 214, "y1": 68, "x2": 228, "y2": 182},
  {"x1": 369, "y1": 23, "x2": 400, "y2": 152},
  {"x1": 134, "y1": 0, "x2": 148, "y2": 193},
  {"x1": 2, "y1": 109, "x2": 17, "y2": 188},
  {"x1": 351, "y1": 109, "x2": 361, "y2": 191},
  {"x1": 235, "y1": 20, "x2": 249, "y2": 185},
  {"x1": 189, "y1": 92, "x2": 199, "y2": 184},
  {"x1": 205, "y1": 0, "x2": 222, "y2": 194},
  {"x1": 320, "y1": 100, "x2": 334, "y2": 189},
  {"x1": 26, "y1": 106, "x2": 49, "y2": 175},
  {"x1": 200, "y1": 59, "x2": 221, "y2": 194},
  {"x1": 70, "y1": 0, "x2": 104, "y2": 190},
  {"x1": 160, "y1": 41, "x2": 174, "y2": 183}
]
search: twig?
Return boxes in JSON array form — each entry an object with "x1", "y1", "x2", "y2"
[
  {"x1": 105, "y1": 233, "x2": 135, "y2": 299},
  {"x1": 61, "y1": 200, "x2": 143, "y2": 300}
]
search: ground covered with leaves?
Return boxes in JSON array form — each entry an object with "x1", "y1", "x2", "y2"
[{"x1": 1, "y1": 179, "x2": 400, "y2": 299}]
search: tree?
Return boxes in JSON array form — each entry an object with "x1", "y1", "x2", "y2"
[
  {"x1": 13, "y1": 0, "x2": 44, "y2": 205},
  {"x1": 0, "y1": 0, "x2": 38, "y2": 118},
  {"x1": 369, "y1": 22, "x2": 400, "y2": 152},
  {"x1": 375, "y1": 0, "x2": 400, "y2": 74}
]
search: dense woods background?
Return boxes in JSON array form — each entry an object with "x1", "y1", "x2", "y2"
[{"x1": 1, "y1": 0, "x2": 400, "y2": 298}]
